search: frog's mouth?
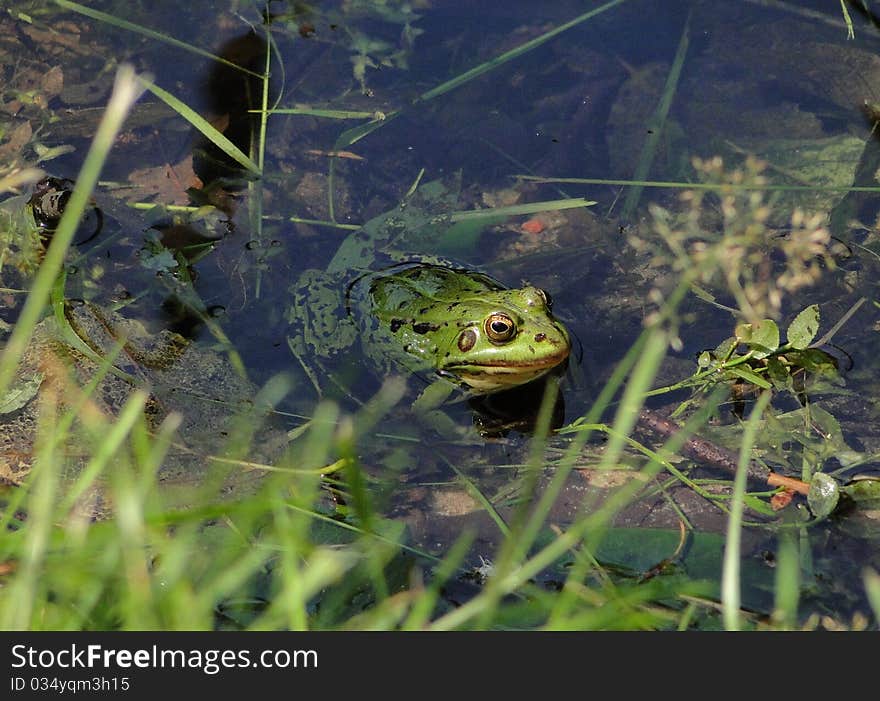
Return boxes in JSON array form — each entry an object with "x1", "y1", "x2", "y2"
[{"x1": 445, "y1": 349, "x2": 570, "y2": 393}]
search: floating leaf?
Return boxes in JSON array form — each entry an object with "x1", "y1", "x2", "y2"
[
  {"x1": 807, "y1": 472, "x2": 840, "y2": 519},
  {"x1": 787, "y1": 304, "x2": 820, "y2": 350}
]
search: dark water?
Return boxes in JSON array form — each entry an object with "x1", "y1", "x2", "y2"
[{"x1": 3, "y1": 0, "x2": 880, "y2": 627}]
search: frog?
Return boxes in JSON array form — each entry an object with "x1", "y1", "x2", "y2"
[{"x1": 285, "y1": 177, "x2": 572, "y2": 432}]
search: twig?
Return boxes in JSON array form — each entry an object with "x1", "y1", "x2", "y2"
[{"x1": 634, "y1": 407, "x2": 809, "y2": 494}]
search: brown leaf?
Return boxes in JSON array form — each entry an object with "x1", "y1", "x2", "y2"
[
  {"x1": 127, "y1": 154, "x2": 202, "y2": 205},
  {"x1": 21, "y1": 23, "x2": 86, "y2": 55},
  {"x1": 305, "y1": 149, "x2": 365, "y2": 161},
  {"x1": 770, "y1": 488, "x2": 796, "y2": 511},
  {"x1": 41, "y1": 66, "x2": 64, "y2": 98},
  {"x1": 0, "y1": 120, "x2": 32, "y2": 161},
  {"x1": 209, "y1": 113, "x2": 230, "y2": 132}
]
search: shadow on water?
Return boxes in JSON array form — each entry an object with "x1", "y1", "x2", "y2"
[{"x1": 192, "y1": 29, "x2": 271, "y2": 197}]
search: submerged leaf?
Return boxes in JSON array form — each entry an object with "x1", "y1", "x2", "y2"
[
  {"x1": 138, "y1": 247, "x2": 178, "y2": 272},
  {"x1": 807, "y1": 472, "x2": 840, "y2": 519},
  {"x1": 842, "y1": 477, "x2": 880, "y2": 510},
  {"x1": 808, "y1": 405, "x2": 864, "y2": 466},
  {"x1": 0, "y1": 372, "x2": 43, "y2": 414}
]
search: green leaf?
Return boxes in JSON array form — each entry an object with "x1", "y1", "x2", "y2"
[
  {"x1": 734, "y1": 322, "x2": 753, "y2": 343},
  {"x1": 809, "y1": 405, "x2": 843, "y2": 443},
  {"x1": 138, "y1": 247, "x2": 178, "y2": 272},
  {"x1": 743, "y1": 495, "x2": 778, "y2": 516},
  {"x1": 449, "y1": 197, "x2": 594, "y2": 221},
  {"x1": 726, "y1": 366, "x2": 772, "y2": 389},
  {"x1": 766, "y1": 357, "x2": 791, "y2": 389},
  {"x1": 809, "y1": 405, "x2": 864, "y2": 466},
  {"x1": 748, "y1": 319, "x2": 779, "y2": 358},
  {"x1": 807, "y1": 472, "x2": 840, "y2": 519},
  {"x1": 690, "y1": 283, "x2": 718, "y2": 305},
  {"x1": 797, "y1": 348, "x2": 837, "y2": 374},
  {"x1": 787, "y1": 304, "x2": 820, "y2": 350},
  {"x1": 714, "y1": 336, "x2": 737, "y2": 359},
  {"x1": 434, "y1": 218, "x2": 492, "y2": 257}
]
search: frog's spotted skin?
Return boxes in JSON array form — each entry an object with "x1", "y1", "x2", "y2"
[
  {"x1": 285, "y1": 178, "x2": 571, "y2": 403},
  {"x1": 350, "y1": 263, "x2": 570, "y2": 394}
]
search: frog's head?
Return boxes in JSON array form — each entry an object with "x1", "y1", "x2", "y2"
[{"x1": 437, "y1": 286, "x2": 571, "y2": 393}]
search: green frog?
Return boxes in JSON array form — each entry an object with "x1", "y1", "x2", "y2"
[{"x1": 285, "y1": 178, "x2": 571, "y2": 428}]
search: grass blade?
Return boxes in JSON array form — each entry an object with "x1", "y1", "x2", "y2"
[
  {"x1": 54, "y1": 0, "x2": 263, "y2": 78},
  {"x1": 621, "y1": 10, "x2": 690, "y2": 219},
  {"x1": 722, "y1": 390, "x2": 772, "y2": 631},
  {"x1": 515, "y1": 174, "x2": 880, "y2": 194},
  {"x1": 327, "y1": 0, "x2": 629, "y2": 219},
  {"x1": 263, "y1": 107, "x2": 386, "y2": 119},
  {"x1": 140, "y1": 79, "x2": 260, "y2": 175},
  {"x1": 415, "y1": 0, "x2": 629, "y2": 104},
  {"x1": 449, "y1": 198, "x2": 595, "y2": 222}
]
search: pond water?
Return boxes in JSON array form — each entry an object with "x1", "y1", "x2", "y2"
[{"x1": 1, "y1": 0, "x2": 879, "y2": 629}]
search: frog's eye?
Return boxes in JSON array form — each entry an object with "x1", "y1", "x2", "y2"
[{"x1": 485, "y1": 313, "x2": 516, "y2": 343}]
